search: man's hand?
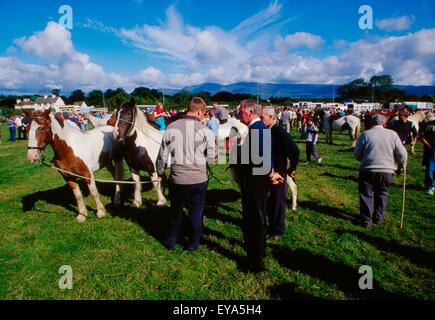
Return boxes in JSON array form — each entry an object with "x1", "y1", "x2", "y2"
[{"x1": 269, "y1": 171, "x2": 284, "y2": 185}]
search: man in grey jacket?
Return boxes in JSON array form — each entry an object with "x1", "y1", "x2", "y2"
[
  {"x1": 156, "y1": 97, "x2": 216, "y2": 251},
  {"x1": 354, "y1": 114, "x2": 408, "y2": 228}
]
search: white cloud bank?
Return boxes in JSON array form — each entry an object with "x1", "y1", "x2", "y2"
[{"x1": 0, "y1": 4, "x2": 434, "y2": 93}]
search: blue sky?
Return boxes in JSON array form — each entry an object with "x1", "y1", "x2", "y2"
[{"x1": 0, "y1": 0, "x2": 434, "y2": 93}]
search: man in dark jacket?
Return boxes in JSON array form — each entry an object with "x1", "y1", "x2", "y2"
[
  {"x1": 261, "y1": 106, "x2": 300, "y2": 240},
  {"x1": 236, "y1": 100, "x2": 283, "y2": 273}
]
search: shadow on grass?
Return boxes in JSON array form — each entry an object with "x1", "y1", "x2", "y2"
[
  {"x1": 269, "y1": 282, "x2": 321, "y2": 300},
  {"x1": 336, "y1": 147, "x2": 355, "y2": 152},
  {"x1": 321, "y1": 172, "x2": 358, "y2": 183},
  {"x1": 204, "y1": 188, "x2": 243, "y2": 227},
  {"x1": 22, "y1": 184, "x2": 78, "y2": 213},
  {"x1": 271, "y1": 245, "x2": 410, "y2": 299},
  {"x1": 21, "y1": 180, "x2": 139, "y2": 214},
  {"x1": 339, "y1": 230, "x2": 435, "y2": 271},
  {"x1": 298, "y1": 201, "x2": 359, "y2": 226},
  {"x1": 325, "y1": 163, "x2": 359, "y2": 171}
]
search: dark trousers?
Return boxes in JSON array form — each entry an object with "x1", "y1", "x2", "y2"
[
  {"x1": 240, "y1": 176, "x2": 271, "y2": 270},
  {"x1": 164, "y1": 181, "x2": 208, "y2": 251},
  {"x1": 267, "y1": 173, "x2": 287, "y2": 236},
  {"x1": 306, "y1": 141, "x2": 320, "y2": 161},
  {"x1": 358, "y1": 171, "x2": 393, "y2": 225},
  {"x1": 423, "y1": 149, "x2": 435, "y2": 190}
]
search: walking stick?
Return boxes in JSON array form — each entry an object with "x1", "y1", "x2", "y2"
[{"x1": 400, "y1": 166, "x2": 407, "y2": 229}]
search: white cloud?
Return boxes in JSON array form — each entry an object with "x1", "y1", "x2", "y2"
[
  {"x1": 1, "y1": 4, "x2": 435, "y2": 94},
  {"x1": 376, "y1": 15, "x2": 414, "y2": 31},
  {"x1": 275, "y1": 32, "x2": 324, "y2": 50},
  {"x1": 232, "y1": 0, "x2": 282, "y2": 36}
]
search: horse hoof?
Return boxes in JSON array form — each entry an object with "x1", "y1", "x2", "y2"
[
  {"x1": 132, "y1": 201, "x2": 142, "y2": 208},
  {"x1": 77, "y1": 214, "x2": 86, "y2": 223},
  {"x1": 156, "y1": 200, "x2": 167, "y2": 207},
  {"x1": 96, "y1": 210, "x2": 106, "y2": 219}
]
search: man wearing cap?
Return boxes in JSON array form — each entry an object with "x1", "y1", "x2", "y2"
[
  {"x1": 354, "y1": 114, "x2": 408, "y2": 228},
  {"x1": 212, "y1": 102, "x2": 229, "y2": 125}
]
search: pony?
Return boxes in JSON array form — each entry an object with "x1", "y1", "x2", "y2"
[
  {"x1": 320, "y1": 111, "x2": 361, "y2": 147},
  {"x1": 24, "y1": 108, "x2": 120, "y2": 222},
  {"x1": 112, "y1": 99, "x2": 167, "y2": 208}
]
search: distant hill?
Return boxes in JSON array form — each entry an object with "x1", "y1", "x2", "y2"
[{"x1": 183, "y1": 82, "x2": 435, "y2": 99}]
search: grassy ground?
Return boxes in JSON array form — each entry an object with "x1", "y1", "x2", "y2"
[{"x1": 0, "y1": 124, "x2": 434, "y2": 300}]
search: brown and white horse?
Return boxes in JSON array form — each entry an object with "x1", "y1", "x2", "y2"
[
  {"x1": 112, "y1": 100, "x2": 167, "y2": 208},
  {"x1": 25, "y1": 109, "x2": 121, "y2": 222}
]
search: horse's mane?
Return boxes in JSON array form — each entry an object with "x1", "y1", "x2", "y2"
[{"x1": 134, "y1": 106, "x2": 161, "y2": 136}]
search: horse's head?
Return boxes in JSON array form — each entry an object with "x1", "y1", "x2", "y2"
[
  {"x1": 25, "y1": 108, "x2": 53, "y2": 163},
  {"x1": 113, "y1": 98, "x2": 136, "y2": 143}
]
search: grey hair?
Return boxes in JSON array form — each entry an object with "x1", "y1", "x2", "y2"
[
  {"x1": 264, "y1": 106, "x2": 276, "y2": 119},
  {"x1": 241, "y1": 99, "x2": 261, "y2": 115}
]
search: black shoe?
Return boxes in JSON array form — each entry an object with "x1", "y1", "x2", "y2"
[
  {"x1": 185, "y1": 245, "x2": 198, "y2": 252},
  {"x1": 162, "y1": 241, "x2": 176, "y2": 250},
  {"x1": 361, "y1": 222, "x2": 372, "y2": 229},
  {"x1": 373, "y1": 217, "x2": 384, "y2": 224}
]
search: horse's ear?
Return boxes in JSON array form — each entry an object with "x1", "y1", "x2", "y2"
[
  {"x1": 23, "y1": 109, "x2": 32, "y2": 117},
  {"x1": 130, "y1": 97, "x2": 136, "y2": 106}
]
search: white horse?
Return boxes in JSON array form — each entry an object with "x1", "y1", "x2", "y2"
[
  {"x1": 321, "y1": 111, "x2": 361, "y2": 147},
  {"x1": 86, "y1": 114, "x2": 111, "y2": 128}
]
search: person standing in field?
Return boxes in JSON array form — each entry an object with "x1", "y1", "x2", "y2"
[
  {"x1": 420, "y1": 113, "x2": 435, "y2": 195},
  {"x1": 304, "y1": 117, "x2": 322, "y2": 164},
  {"x1": 7, "y1": 115, "x2": 16, "y2": 142},
  {"x1": 236, "y1": 100, "x2": 284, "y2": 273},
  {"x1": 213, "y1": 102, "x2": 229, "y2": 125},
  {"x1": 354, "y1": 114, "x2": 408, "y2": 228},
  {"x1": 261, "y1": 106, "x2": 300, "y2": 240},
  {"x1": 156, "y1": 97, "x2": 216, "y2": 252},
  {"x1": 154, "y1": 102, "x2": 166, "y2": 131}
]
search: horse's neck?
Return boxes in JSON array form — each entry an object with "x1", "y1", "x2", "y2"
[
  {"x1": 49, "y1": 113, "x2": 66, "y2": 140},
  {"x1": 133, "y1": 108, "x2": 163, "y2": 146}
]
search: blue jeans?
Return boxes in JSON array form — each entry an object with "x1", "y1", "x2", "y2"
[
  {"x1": 9, "y1": 127, "x2": 16, "y2": 142},
  {"x1": 424, "y1": 149, "x2": 435, "y2": 190}
]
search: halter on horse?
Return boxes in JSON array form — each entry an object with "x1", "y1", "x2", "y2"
[
  {"x1": 112, "y1": 99, "x2": 167, "y2": 208},
  {"x1": 25, "y1": 108, "x2": 120, "y2": 222}
]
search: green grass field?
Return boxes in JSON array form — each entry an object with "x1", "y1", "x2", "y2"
[{"x1": 0, "y1": 124, "x2": 434, "y2": 300}]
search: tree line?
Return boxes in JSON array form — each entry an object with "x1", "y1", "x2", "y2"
[{"x1": 1, "y1": 74, "x2": 433, "y2": 115}]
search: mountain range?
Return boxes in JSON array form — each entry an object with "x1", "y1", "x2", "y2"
[{"x1": 182, "y1": 82, "x2": 435, "y2": 99}]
